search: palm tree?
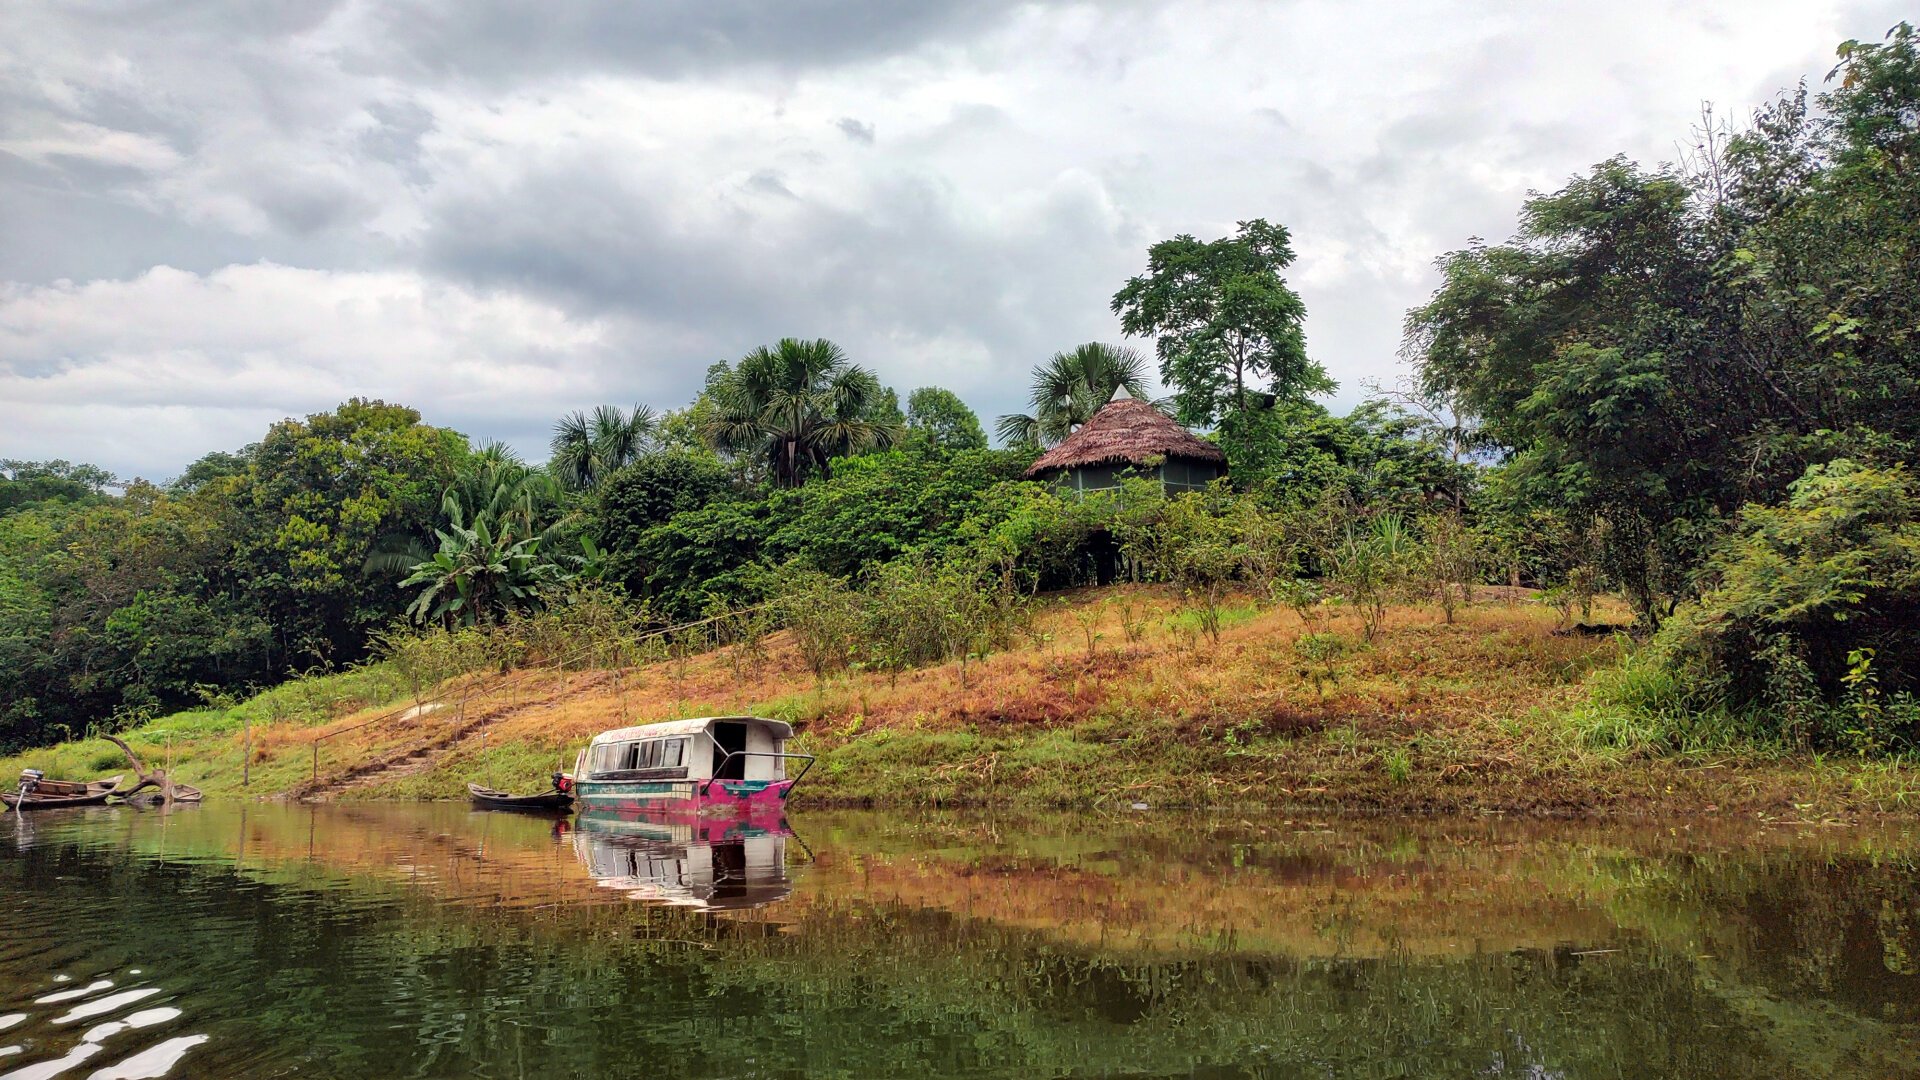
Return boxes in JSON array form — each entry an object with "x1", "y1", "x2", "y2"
[
  {"x1": 451, "y1": 441, "x2": 565, "y2": 537},
  {"x1": 550, "y1": 404, "x2": 657, "y2": 490},
  {"x1": 701, "y1": 338, "x2": 900, "y2": 487},
  {"x1": 995, "y1": 343, "x2": 1149, "y2": 448}
]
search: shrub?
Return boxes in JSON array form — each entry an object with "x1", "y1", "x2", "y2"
[
  {"x1": 1328, "y1": 513, "x2": 1421, "y2": 640},
  {"x1": 1294, "y1": 632, "x2": 1351, "y2": 696},
  {"x1": 1649, "y1": 460, "x2": 1920, "y2": 751},
  {"x1": 1422, "y1": 509, "x2": 1480, "y2": 624},
  {"x1": 769, "y1": 567, "x2": 865, "y2": 677}
]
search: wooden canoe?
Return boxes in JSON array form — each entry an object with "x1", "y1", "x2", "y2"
[
  {"x1": 469, "y1": 783, "x2": 573, "y2": 812},
  {"x1": 4, "y1": 775, "x2": 123, "y2": 811}
]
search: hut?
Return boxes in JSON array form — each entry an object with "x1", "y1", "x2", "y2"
[{"x1": 1024, "y1": 394, "x2": 1226, "y2": 495}]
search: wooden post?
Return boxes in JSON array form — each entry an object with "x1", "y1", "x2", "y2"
[
  {"x1": 312, "y1": 741, "x2": 319, "y2": 782},
  {"x1": 242, "y1": 712, "x2": 251, "y2": 789}
]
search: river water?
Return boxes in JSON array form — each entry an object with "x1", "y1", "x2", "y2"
[{"x1": 0, "y1": 804, "x2": 1916, "y2": 1079}]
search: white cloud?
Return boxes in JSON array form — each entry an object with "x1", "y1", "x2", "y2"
[
  {"x1": 0, "y1": 263, "x2": 624, "y2": 477},
  {"x1": 0, "y1": 120, "x2": 182, "y2": 172}
]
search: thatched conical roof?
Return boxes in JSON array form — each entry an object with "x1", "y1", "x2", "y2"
[{"x1": 1024, "y1": 397, "x2": 1225, "y2": 479}]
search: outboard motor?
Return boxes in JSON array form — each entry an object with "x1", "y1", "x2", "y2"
[{"x1": 14, "y1": 768, "x2": 43, "y2": 809}]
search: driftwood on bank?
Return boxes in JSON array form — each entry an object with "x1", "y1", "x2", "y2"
[{"x1": 103, "y1": 734, "x2": 204, "y2": 804}]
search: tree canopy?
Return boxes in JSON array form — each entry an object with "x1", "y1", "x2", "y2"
[
  {"x1": 1404, "y1": 24, "x2": 1920, "y2": 628},
  {"x1": 1112, "y1": 218, "x2": 1332, "y2": 428},
  {"x1": 906, "y1": 387, "x2": 988, "y2": 451}
]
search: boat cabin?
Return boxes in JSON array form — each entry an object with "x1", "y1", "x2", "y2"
[
  {"x1": 566, "y1": 716, "x2": 810, "y2": 814},
  {"x1": 575, "y1": 716, "x2": 793, "y2": 784}
]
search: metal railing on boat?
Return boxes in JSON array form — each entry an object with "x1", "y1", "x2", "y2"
[{"x1": 702, "y1": 750, "x2": 815, "y2": 792}]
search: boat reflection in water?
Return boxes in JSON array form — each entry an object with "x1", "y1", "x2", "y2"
[{"x1": 566, "y1": 808, "x2": 800, "y2": 910}]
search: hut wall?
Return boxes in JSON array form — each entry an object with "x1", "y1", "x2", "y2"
[
  {"x1": 1052, "y1": 458, "x2": 1223, "y2": 497},
  {"x1": 1160, "y1": 459, "x2": 1223, "y2": 491}
]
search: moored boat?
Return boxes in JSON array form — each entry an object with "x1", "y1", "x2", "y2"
[
  {"x1": 568, "y1": 808, "x2": 798, "y2": 910},
  {"x1": 563, "y1": 716, "x2": 813, "y2": 815},
  {"x1": 468, "y1": 781, "x2": 574, "y2": 812},
  {"x1": 4, "y1": 771, "x2": 123, "y2": 811}
]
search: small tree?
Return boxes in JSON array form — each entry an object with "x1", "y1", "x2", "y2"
[
  {"x1": 1423, "y1": 510, "x2": 1480, "y2": 624},
  {"x1": 1329, "y1": 513, "x2": 1420, "y2": 641},
  {"x1": 905, "y1": 387, "x2": 988, "y2": 451},
  {"x1": 769, "y1": 566, "x2": 864, "y2": 677}
]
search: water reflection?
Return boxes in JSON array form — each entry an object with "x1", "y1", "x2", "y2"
[
  {"x1": 1, "y1": 805, "x2": 1916, "y2": 1078},
  {"x1": 566, "y1": 810, "x2": 798, "y2": 910}
]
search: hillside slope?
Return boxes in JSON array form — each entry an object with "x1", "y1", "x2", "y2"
[{"x1": 6, "y1": 586, "x2": 1916, "y2": 816}]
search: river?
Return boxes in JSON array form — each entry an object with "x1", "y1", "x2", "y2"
[{"x1": 1, "y1": 804, "x2": 1916, "y2": 1078}]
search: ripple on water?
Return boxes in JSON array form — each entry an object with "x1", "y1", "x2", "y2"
[
  {"x1": 31, "y1": 984, "x2": 110, "y2": 1007},
  {"x1": 0, "y1": 969, "x2": 204, "y2": 1080},
  {"x1": 52, "y1": 992, "x2": 161, "y2": 1027},
  {"x1": 84, "y1": 1037, "x2": 210, "y2": 1080}
]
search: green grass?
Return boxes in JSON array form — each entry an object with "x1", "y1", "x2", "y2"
[
  {"x1": 0, "y1": 662, "x2": 414, "y2": 796},
  {"x1": 1161, "y1": 602, "x2": 1264, "y2": 635},
  {"x1": 1566, "y1": 650, "x2": 1797, "y2": 761}
]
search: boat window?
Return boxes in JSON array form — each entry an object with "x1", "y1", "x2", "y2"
[
  {"x1": 592, "y1": 743, "x2": 624, "y2": 774},
  {"x1": 618, "y1": 742, "x2": 640, "y2": 771},
  {"x1": 640, "y1": 740, "x2": 659, "y2": 769},
  {"x1": 660, "y1": 738, "x2": 685, "y2": 768}
]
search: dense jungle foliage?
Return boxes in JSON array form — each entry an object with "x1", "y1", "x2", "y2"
[{"x1": 1, "y1": 24, "x2": 1915, "y2": 758}]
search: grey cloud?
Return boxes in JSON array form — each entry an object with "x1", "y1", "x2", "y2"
[
  {"x1": 418, "y1": 152, "x2": 1142, "y2": 433},
  {"x1": 835, "y1": 117, "x2": 876, "y2": 144},
  {"x1": 360, "y1": 1, "x2": 1050, "y2": 84},
  {"x1": 745, "y1": 169, "x2": 799, "y2": 197},
  {"x1": 358, "y1": 100, "x2": 438, "y2": 181}
]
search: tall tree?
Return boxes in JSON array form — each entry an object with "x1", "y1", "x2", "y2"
[
  {"x1": 1403, "y1": 23, "x2": 1920, "y2": 627},
  {"x1": 232, "y1": 399, "x2": 468, "y2": 664},
  {"x1": 701, "y1": 338, "x2": 900, "y2": 487},
  {"x1": 906, "y1": 387, "x2": 988, "y2": 451},
  {"x1": 994, "y1": 343, "x2": 1148, "y2": 448},
  {"x1": 1112, "y1": 218, "x2": 1331, "y2": 428},
  {"x1": 550, "y1": 404, "x2": 658, "y2": 491}
]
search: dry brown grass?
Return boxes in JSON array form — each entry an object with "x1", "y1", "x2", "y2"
[
  {"x1": 309, "y1": 585, "x2": 1634, "y2": 806},
  {"x1": 34, "y1": 584, "x2": 1916, "y2": 817}
]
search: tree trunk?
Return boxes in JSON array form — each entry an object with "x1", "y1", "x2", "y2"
[
  {"x1": 1233, "y1": 340, "x2": 1247, "y2": 416},
  {"x1": 104, "y1": 730, "x2": 182, "y2": 799}
]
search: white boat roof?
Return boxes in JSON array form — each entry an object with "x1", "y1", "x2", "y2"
[{"x1": 587, "y1": 716, "x2": 793, "y2": 746}]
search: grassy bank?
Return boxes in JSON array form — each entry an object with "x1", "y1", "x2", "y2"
[{"x1": 4, "y1": 585, "x2": 1916, "y2": 817}]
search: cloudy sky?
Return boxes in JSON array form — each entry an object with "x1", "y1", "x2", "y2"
[{"x1": 0, "y1": 0, "x2": 1904, "y2": 480}]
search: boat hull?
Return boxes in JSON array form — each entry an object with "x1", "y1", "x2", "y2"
[
  {"x1": 2, "y1": 791, "x2": 114, "y2": 810},
  {"x1": 571, "y1": 777, "x2": 797, "y2": 815},
  {"x1": 468, "y1": 783, "x2": 573, "y2": 812}
]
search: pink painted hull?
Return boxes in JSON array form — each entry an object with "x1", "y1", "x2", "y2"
[{"x1": 569, "y1": 776, "x2": 798, "y2": 816}]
